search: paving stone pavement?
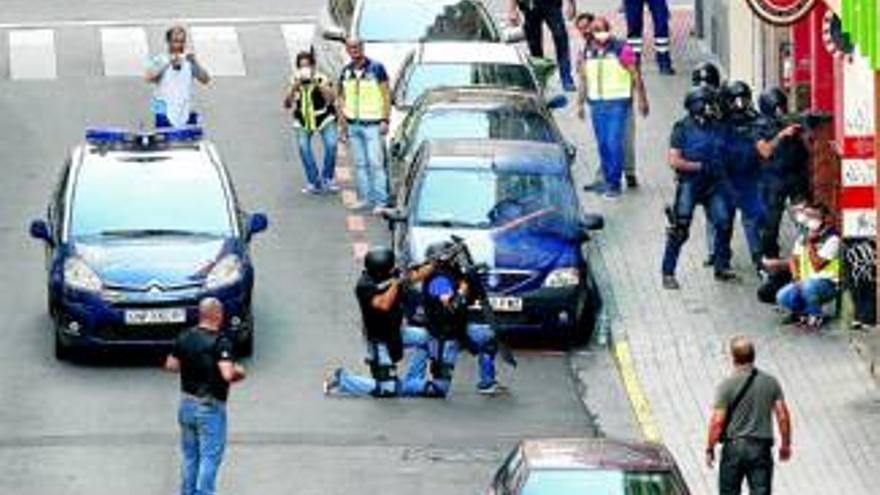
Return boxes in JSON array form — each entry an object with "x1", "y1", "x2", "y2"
[{"x1": 552, "y1": 6, "x2": 880, "y2": 495}]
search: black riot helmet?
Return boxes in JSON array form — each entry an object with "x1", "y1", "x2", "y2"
[
  {"x1": 684, "y1": 86, "x2": 720, "y2": 122},
  {"x1": 364, "y1": 247, "x2": 395, "y2": 280},
  {"x1": 720, "y1": 80, "x2": 754, "y2": 114},
  {"x1": 758, "y1": 87, "x2": 788, "y2": 117},
  {"x1": 691, "y1": 62, "x2": 721, "y2": 89},
  {"x1": 425, "y1": 240, "x2": 455, "y2": 265}
]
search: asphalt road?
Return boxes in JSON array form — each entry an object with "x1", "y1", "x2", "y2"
[{"x1": 0, "y1": 1, "x2": 637, "y2": 493}]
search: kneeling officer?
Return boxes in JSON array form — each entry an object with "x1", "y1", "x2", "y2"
[
  {"x1": 325, "y1": 247, "x2": 432, "y2": 397},
  {"x1": 662, "y1": 86, "x2": 736, "y2": 290}
]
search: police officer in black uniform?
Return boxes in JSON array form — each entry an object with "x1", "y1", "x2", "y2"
[
  {"x1": 419, "y1": 241, "x2": 502, "y2": 397},
  {"x1": 719, "y1": 81, "x2": 766, "y2": 273},
  {"x1": 324, "y1": 247, "x2": 433, "y2": 397},
  {"x1": 661, "y1": 86, "x2": 736, "y2": 290},
  {"x1": 755, "y1": 87, "x2": 811, "y2": 258},
  {"x1": 691, "y1": 61, "x2": 721, "y2": 90}
]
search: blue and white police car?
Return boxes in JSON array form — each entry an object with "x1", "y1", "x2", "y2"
[{"x1": 29, "y1": 127, "x2": 268, "y2": 360}]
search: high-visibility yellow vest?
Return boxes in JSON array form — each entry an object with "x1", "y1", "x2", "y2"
[
  {"x1": 340, "y1": 61, "x2": 386, "y2": 122},
  {"x1": 582, "y1": 41, "x2": 633, "y2": 102},
  {"x1": 796, "y1": 234, "x2": 841, "y2": 282}
]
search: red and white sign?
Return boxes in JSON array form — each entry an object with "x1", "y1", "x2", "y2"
[
  {"x1": 746, "y1": 0, "x2": 818, "y2": 26},
  {"x1": 841, "y1": 53, "x2": 877, "y2": 238}
]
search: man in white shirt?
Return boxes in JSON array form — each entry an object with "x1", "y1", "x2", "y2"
[{"x1": 145, "y1": 26, "x2": 211, "y2": 128}]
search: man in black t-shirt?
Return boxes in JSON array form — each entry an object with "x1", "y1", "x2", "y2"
[
  {"x1": 164, "y1": 297, "x2": 246, "y2": 495},
  {"x1": 325, "y1": 247, "x2": 434, "y2": 397}
]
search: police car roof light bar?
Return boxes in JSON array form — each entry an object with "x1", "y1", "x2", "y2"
[{"x1": 85, "y1": 126, "x2": 204, "y2": 147}]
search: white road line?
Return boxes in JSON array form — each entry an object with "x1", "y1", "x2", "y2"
[
  {"x1": 282, "y1": 23, "x2": 316, "y2": 72},
  {"x1": 0, "y1": 15, "x2": 316, "y2": 30},
  {"x1": 100, "y1": 27, "x2": 149, "y2": 77},
  {"x1": 8, "y1": 29, "x2": 57, "y2": 80},
  {"x1": 191, "y1": 26, "x2": 246, "y2": 77}
]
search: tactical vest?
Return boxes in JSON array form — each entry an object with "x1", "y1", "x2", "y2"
[
  {"x1": 340, "y1": 60, "x2": 385, "y2": 122},
  {"x1": 582, "y1": 40, "x2": 633, "y2": 102},
  {"x1": 422, "y1": 272, "x2": 469, "y2": 341},
  {"x1": 293, "y1": 74, "x2": 335, "y2": 132},
  {"x1": 798, "y1": 230, "x2": 841, "y2": 283}
]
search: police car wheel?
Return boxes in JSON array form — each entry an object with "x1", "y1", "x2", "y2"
[
  {"x1": 53, "y1": 319, "x2": 73, "y2": 361},
  {"x1": 235, "y1": 309, "x2": 254, "y2": 357}
]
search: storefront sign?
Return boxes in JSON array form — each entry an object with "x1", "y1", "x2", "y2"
[
  {"x1": 842, "y1": 0, "x2": 879, "y2": 69},
  {"x1": 746, "y1": 0, "x2": 818, "y2": 26}
]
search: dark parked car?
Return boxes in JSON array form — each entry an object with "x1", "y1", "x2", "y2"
[
  {"x1": 29, "y1": 127, "x2": 268, "y2": 359},
  {"x1": 385, "y1": 139, "x2": 602, "y2": 346},
  {"x1": 488, "y1": 438, "x2": 691, "y2": 495},
  {"x1": 387, "y1": 87, "x2": 571, "y2": 193}
]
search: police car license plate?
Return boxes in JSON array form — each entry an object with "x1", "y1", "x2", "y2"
[
  {"x1": 125, "y1": 308, "x2": 186, "y2": 325},
  {"x1": 489, "y1": 296, "x2": 523, "y2": 312}
]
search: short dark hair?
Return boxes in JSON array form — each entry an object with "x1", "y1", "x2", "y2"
[
  {"x1": 165, "y1": 25, "x2": 187, "y2": 43},
  {"x1": 730, "y1": 336, "x2": 756, "y2": 365},
  {"x1": 295, "y1": 50, "x2": 315, "y2": 68},
  {"x1": 575, "y1": 12, "x2": 595, "y2": 26}
]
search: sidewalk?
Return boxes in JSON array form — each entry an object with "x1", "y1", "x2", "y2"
[{"x1": 561, "y1": 7, "x2": 880, "y2": 495}]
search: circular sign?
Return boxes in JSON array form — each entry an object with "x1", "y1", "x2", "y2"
[{"x1": 746, "y1": 0, "x2": 818, "y2": 26}]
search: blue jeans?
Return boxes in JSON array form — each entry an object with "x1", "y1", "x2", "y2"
[
  {"x1": 522, "y1": 2, "x2": 572, "y2": 85},
  {"x1": 402, "y1": 324, "x2": 498, "y2": 397},
  {"x1": 337, "y1": 326, "x2": 429, "y2": 397},
  {"x1": 179, "y1": 397, "x2": 227, "y2": 495},
  {"x1": 662, "y1": 178, "x2": 733, "y2": 275},
  {"x1": 156, "y1": 112, "x2": 199, "y2": 129},
  {"x1": 776, "y1": 278, "x2": 838, "y2": 316},
  {"x1": 347, "y1": 122, "x2": 388, "y2": 205},
  {"x1": 707, "y1": 179, "x2": 765, "y2": 266},
  {"x1": 588, "y1": 100, "x2": 631, "y2": 192},
  {"x1": 296, "y1": 124, "x2": 338, "y2": 188}
]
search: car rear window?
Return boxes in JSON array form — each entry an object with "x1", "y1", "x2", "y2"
[
  {"x1": 403, "y1": 63, "x2": 537, "y2": 105},
  {"x1": 521, "y1": 469, "x2": 682, "y2": 495},
  {"x1": 358, "y1": 0, "x2": 496, "y2": 42}
]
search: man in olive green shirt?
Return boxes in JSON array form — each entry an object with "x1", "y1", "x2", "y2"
[{"x1": 706, "y1": 336, "x2": 792, "y2": 495}]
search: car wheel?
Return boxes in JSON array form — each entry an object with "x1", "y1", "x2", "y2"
[
  {"x1": 568, "y1": 280, "x2": 600, "y2": 348},
  {"x1": 54, "y1": 319, "x2": 73, "y2": 361},
  {"x1": 236, "y1": 309, "x2": 254, "y2": 357}
]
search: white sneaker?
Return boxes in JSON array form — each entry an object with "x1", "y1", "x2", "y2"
[
  {"x1": 348, "y1": 200, "x2": 370, "y2": 211},
  {"x1": 323, "y1": 180, "x2": 341, "y2": 193},
  {"x1": 301, "y1": 183, "x2": 321, "y2": 195}
]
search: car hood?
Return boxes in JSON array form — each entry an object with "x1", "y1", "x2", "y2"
[
  {"x1": 73, "y1": 238, "x2": 230, "y2": 289},
  {"x1": 365, "y1": 42, "x2": 418, "y2": 84}
]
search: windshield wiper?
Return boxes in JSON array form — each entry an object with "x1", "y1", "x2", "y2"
[{"x1": 94, "y1": 229, "x2": 220, "y2": 238}]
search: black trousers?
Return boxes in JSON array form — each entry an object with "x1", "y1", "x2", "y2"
[
  {"x1": 760, "y1": 176, "x2": 809, "y2": 258},
  {"x1": 521, "y1": 2, "x2": 572, "y2": 83},
  {"x1": 719, "y1": 439, "x2": 774, "y2": 495}
]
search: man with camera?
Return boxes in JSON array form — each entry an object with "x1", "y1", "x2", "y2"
[
  {"x1": 324, "y1": 247, "x2": 434, "y2": 397},
  {"x1": 145, "y1": 25, "x2": 211, "y2": 128}
]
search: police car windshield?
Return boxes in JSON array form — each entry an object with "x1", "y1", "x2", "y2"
[
  {"x1": 358, "y1": 0, "x2": 496, "y2": 42},
  {"x1": 409, "y1": 109, "x2": 556, "y2": 155},
  {"x1": 414, "y1": 166, "x2": 579, "y2": 233},
  {"x1": 521, "y1": 469, "x2": 679, "y2": 495},
  {"x1": 403, "y1": 63, "x2": 536, "y2": 105},
  {"x1": 69, "y1": 154, "x2": 233, "y2": 240}
]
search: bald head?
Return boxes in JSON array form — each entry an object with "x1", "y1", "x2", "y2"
[
  {"x1": 345, "y1": 37, "x2": 365, "y2": 64},
  {"x1": 730, "y1": 335, "x2": 756, "y2": 366},
  {"x1": 198, "y1": 297, "x2": 224, "y2": 331}
]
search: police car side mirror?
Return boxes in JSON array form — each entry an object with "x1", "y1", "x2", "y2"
[
  {"x1": 502, "y1": 26, "x2": 525, "y2": 44},
  {"x1": 29, "y1": 219, "x2": 54, "y2": 246},
  {"x1": 546, "y1": 94, "x2": 568, "y2": 111},
  {"x1": 246, "y1": 213, "x2": 269, "y2": 240},
  {"x1": 581, "y1": 214, "x2": 604, "y2": 241},
  {"x1": 322, "y1": 26, "x2": 346, "y2": 43}
]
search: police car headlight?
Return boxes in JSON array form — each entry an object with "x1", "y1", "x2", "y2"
[
  {"x1": 205, "y1": 255, "x2": 243, "y2": 290},
  {"x1": 64, "y1": 257, "x2": 103, "y2": 293},
  {"x1": 543, "y1": 268, "x2": 580, "y2": 288}
]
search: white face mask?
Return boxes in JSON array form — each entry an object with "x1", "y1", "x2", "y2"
[
  {"x1": 806, "y1": 218, "x2": 822, "y2": 231},
  {"x1": 593, "y1": 31, "x2": 611, "y2": 43},
  {"x1": 297, "y1": 66, "x2": 314, "y2": 81},
  {"x1": 793, "y1": 211, "x2": 807, "y2": 225}
]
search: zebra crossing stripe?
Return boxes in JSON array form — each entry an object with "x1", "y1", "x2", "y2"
[
  {"x1": 191, "y1": 26, "x2": 246, "y2": 77},
  {"x1": 282, "y1": 23, "x2": 316, "y2": 72},
  {"x1": 100, "y1": 27, "x2": 149, "y2": 77},
  {"x1": 9, "y1": 29, "x2": 56, "y2": 80}
]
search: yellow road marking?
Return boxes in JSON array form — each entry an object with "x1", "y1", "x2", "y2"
[{"x1": 612, "y1": 339, "x2": 662, "y2": 442}]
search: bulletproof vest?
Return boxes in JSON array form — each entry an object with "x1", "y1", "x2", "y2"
[
  {"x1": 422, "y1": 271, "x2": 469, "y2": 341},
  {"x1": 678, "y1": 118, "x2": 726, "y2": 180},
  {"x1": 757, "y1": 115, "x2": 809, "y2": 177},
  {"x1": 725, "y1": 113, "x2": 761, "y2": 178}
]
